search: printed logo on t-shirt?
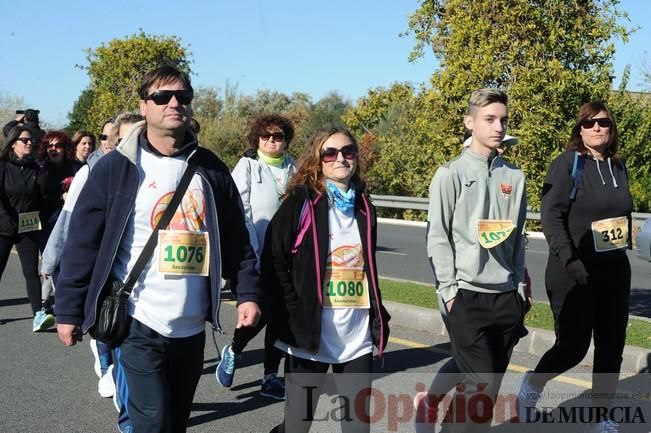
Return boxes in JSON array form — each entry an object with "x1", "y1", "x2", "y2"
[
  {"x1": 500, "y1": 182, "x2": 513, "y2": 198},
  {"x1": 150, "y1": 188, "x2": 206, "y2": 231},
  {"x1": 323, "y1": 244, "x2": 370, "y2": 309}
]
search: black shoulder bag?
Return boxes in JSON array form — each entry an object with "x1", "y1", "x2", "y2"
[{"x1": 89, "y1": 164, "x2": 196, "y2": 346}]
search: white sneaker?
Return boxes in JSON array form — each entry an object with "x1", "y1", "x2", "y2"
[
  {"x1": 585, "y1": 419, "x2": 619, "y2": 433},
  {"x1": 98, "y1": 364, "x2": 115, "y2": 398},
  {"x1": 517, "y1": 370, "x2": 542, "y2": 422},
  {"x1": 90, "y1": 339, "x2": 102, "y2": 378},
  {"x1": 413, "y1": 391, "x2": 436, "y2": 433}
]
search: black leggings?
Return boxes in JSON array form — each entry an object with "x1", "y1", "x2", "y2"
[
  {"x1": 232, "y1": 315, "x2": 282, "y2": 374},
  {"x1": 533, "y1": 255, "x2": 630, "y2": 407},
  {"x1": 271, "y1": 353, "x2": 373, "y2": 433},
  {"x1": 0, "y1": 233, "x2": 41, "y2": 315}
]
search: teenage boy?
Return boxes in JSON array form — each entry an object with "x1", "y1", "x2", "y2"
[{"x1": 426, "y1": 88, "x2": 528, "y2": 432}]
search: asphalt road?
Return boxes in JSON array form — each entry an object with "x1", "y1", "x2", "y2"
[
  {"x1": 1, "y1": 251, "x2": 650, "y2": 432},
  {"x1": 376, "y1": 221, "x2": 651, "y2": 318}
]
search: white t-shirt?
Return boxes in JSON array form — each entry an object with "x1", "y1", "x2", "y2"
[
  {"x1": 276, "y1": 206, "x2": 373, "y2": 363},
  {"x1": 62, "y1": 165, "x2": 89, "y2": 212},
  {"x1": 112, "y1": 147, "x2": 210, "y2": 338}
]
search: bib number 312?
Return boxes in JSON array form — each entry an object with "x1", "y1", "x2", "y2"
[{"x1": 591, "y1": 216, "x2": 628, "y2": 252}]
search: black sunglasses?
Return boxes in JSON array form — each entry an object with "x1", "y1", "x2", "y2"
[
  {"x1": 145, "y1": 90, "x2": 193, "y2": 105},
  {"x1": 260, "y1": 132, "x2": 285, "y2": 142},
  {"x1": 581, "y1": 118, "x2": 612, "y2": 129},
  {"x1": 16, "y1": 137, "x2": 33, "y2": 144},
  {"x1": 99, "y1": 134, "x2": 108, "y2": 141},
  {"x1": 320, "y1": 145, "x2": 358, "y2": 163}
]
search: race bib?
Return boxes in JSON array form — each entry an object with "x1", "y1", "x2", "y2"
[
  {"x1": 18, "y1": 211, "x2": 41, "y2": 234},
  {"x1": 158, "y1": 230, "x2": 209, "y2": 276},
  {"x1": 477, "y1": 219, "x2": 515, "y2": 249},
  {"x1": 323, "y1": 268, "x2": 370, "y2": 309},
  {"x1": 591, "y1": 216, "x2": 628, "y2": 252}
]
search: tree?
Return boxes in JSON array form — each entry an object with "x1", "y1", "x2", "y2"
[
  {"x1": 395, "y1": 0, "x2": 634, "y2": 210},
  {"x1": 70, "y1": 31, "x2": 192, "y2": 133},
  {"x1": 66, "y1": 88, "x2": 96, "y2": 134},
  {"x1": 608, "y1": 68, "x2": 651, "y2": 212}
]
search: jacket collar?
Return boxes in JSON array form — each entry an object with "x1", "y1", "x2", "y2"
[{"x1": 116, "y1": 121, "x2": 198, "y2": 164}]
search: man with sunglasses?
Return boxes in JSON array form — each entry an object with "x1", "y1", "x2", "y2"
[
  {"x1": 425, "y1": 89, "x2": 528, "y2": 432},
  {"x1": 55, "y1": 64, "x2": 261, "y2": 433}
]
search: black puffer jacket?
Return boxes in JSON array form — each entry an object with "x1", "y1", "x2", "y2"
[{"x1": 0, "y1": 154, "x2": 48, "y2": 237}]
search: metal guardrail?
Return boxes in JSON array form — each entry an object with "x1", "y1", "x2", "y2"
[{"x1": 370, "y1": 194, "x2": 651, "y2": 224}]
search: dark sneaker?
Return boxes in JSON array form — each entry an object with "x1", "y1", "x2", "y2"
[
  {"x1": 260, "y1": 373, "x2": 285, "y2": 400},
  {"x1": 215, "y1": 345, "x2": 239, "y2": 388}
]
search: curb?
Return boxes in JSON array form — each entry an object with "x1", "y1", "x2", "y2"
[{"x1": 384, "y1": 300, "x2": 651, "y2": 374}]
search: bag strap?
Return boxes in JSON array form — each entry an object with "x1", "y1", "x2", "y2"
[
  {"x1": 291, "y1": 194, "x2": 322, "y2": 254},
  {"x1": 569, "y1": 151, "x2": 584, "y2": 200},
  {"x1": 123, "y1": 164, "x2": 196, "y2": 292}
]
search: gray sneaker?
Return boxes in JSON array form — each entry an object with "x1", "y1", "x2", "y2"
[{"x1": 517, "y1": 370, "x2": 542, "y2": 422}]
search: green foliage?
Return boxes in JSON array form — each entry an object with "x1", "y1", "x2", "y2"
[
  {"x1": 66, "y1": 88, "x2": 95, "y2": 134},
  {"x1": 194, "y1": 86, "x2": 351, "y2": 170},
  {"x1": 69, "y1": 31, "x2": 192, "y2": 134},
  {"x1": 360, "y1": 0, "x2": 635, "y2": 211},
  {"x1": 608, "y1": 69, "x2": 651, "y2": 211}
]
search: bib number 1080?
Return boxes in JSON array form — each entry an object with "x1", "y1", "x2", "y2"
[
  {"x1": 327, "y1": 280, "x2": 364, "y2": 297},
  {"x1": 163, "y1": 245, "x2": 204, "y2": 264}
]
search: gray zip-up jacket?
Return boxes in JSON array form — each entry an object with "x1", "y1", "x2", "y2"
[
  {"x1": 426, "y1": 148, "x2": 527, "y2": 303},
  {"x1": 231, "y1": 154, "x2": 296, "y2": 265}
]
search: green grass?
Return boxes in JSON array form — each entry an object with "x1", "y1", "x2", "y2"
[{"x1": 379, "y1": 278, "x2": 651, "y2": 349}]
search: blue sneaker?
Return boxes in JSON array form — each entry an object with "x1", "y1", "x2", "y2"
[
  {"x1": 32, "y1": 308, "x2": 55, "y2": 332},
  {"x1": 215, "y1": 344, "x2": 240, "y2": 388}
]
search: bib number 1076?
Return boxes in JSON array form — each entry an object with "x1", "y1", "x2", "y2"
[
  {"x1": 163, "y1": 245, "x2": 205, "y2": 264},
  {"x1": 158, "y1": 230, "x2": 209, "y2": 276}
]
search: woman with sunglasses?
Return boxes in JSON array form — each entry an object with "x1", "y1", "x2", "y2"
[
  {"x1": 262, "y1": 126, "x2": 390, "y2": 433},
  {"x1": 518, "y1": 102, "x2": 633, "y2": 433},
  {"x1": 0, "y1": 127, "x2": 50, "y2": 329},
  {"x1": 38, "y1": 131, "x2": 76, "y2": 251},
  {"x1": 216, "y1": 114, "x2": 296, "y2": 399}
]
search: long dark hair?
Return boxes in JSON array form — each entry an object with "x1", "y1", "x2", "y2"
[{"x1": 566, "y1": 101, "x2": 620, "y2": 160}]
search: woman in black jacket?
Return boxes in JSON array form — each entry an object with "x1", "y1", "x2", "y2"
[
  {"x1": 262, "y1": 126, "x2": 389, "y2": 433},
  {"x1": 38, "y1": 131, "x2": 75, "y2": 251},
  {"x1": 0, "y1": 126, "x2": 50, "y2": 329},
  {"x1": 518, "y1": 102, "x2": 633, "y2": 433}
]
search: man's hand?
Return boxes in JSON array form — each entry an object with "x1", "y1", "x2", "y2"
[
  {"x1": 57, "y1": 323, "x2": 82, "y2": 346},
  {"x1": 15, "y1": 113, "x2": 25, "y2": 123},
  {"x1": 236, "y1": 301, "x2": 261, "y2": 329}
]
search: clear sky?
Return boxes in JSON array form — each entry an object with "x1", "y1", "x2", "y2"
[{"x1": 0, "y1": 0, "x2": 648, "y2": 128}]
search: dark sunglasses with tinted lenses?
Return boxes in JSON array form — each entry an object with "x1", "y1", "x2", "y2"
[
  {"x1": 98, "y1": 134, "x2": 108, "y2": 141},
  {"x1": 581, "y1": 118, "x2": 612, "y2": 129},
  {"x1": 260, "y1": 132, "x2": 285, "y2": 142},
  {"x1": 145, "y1": 90, "x2": 193, "y2": 105},
  {"x1": 16, "y1": 137, "x2": 33, "y2": 144},
  {"x1": 48, "y1": 142, "x2": 64, "y2": 149},
  {"x1": 320, "y1": 145, "x2": 358, "y2": 163}
]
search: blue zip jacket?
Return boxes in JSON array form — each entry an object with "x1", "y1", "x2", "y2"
[{"x1": 55, "y1": 121, "x2": 260, "y2": 333}]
